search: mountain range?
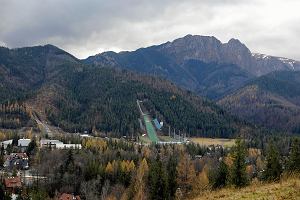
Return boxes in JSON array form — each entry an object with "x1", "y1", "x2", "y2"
[
  {"x1": 0, "y1": 44, "x2": 245, "y2": 138},
  {"x1": 85, "y1": 35, "x2": 300, "y2": 99},
  {"x1": 1, "y1": 34, "x2": 300, "y2": 135}
]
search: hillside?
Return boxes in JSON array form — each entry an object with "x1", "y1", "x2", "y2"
[
  {"x1": 0, "y1": 45, "x2": 246, "y2": 138},
  {"x1": 0, "y1": 45, "x2": 81, "y2": 102},
  {"x1": 193, "y1": 178, "x2": 300, "y2": 200},
  {"x1": 85, "y1": 35, "x2": 300, "y2": 99},
  {"x1": 218, "y1": 71, "x2": 300, "y2": 133}
]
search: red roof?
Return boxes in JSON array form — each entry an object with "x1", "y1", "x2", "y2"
[
  {"x1": 5, "y1": 153, "x2": 28, "y2": 161},
  {"x1": 4, "y1": 177, "x2": 22, "y2": 188},
  {"x1": 58, "y1": 193, "x2": 81, "y2": 200}
]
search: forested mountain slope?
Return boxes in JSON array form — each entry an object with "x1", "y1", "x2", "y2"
[
  {"x1": 0, "y1": 45, "x2": 80, "y2": 101},
  {"x1": 218, "y1": 71, "x2": 300, "y2": 133},
  {"x1": 0, "y1": 45, "x2": 250, "y2": 138}
]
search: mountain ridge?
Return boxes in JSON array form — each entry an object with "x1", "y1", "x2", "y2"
[
  {"x1": 84, "y1": 35, "x2": 300, "y2": 99},
  {"x1": 0, "y1": 44, "x2": 249, "y2": 138},
  {"x1": 218, "y1": 71, "x2": 300, "y2": 133}
]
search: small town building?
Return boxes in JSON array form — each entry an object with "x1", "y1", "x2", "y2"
[
  {"x1": 40, "y1": 139, "x2": 63, "y2": 148},
  {"x1": 56, "y1": 143, "x2": 82, "y2": 149},
  {"x1": 18, "y1": 139, "x2": 31, "y2": 152},
  {"x1": 0, "y1": 139, "x2": 13, "y2": 149},
  {"x1": 4, "y1": 176, "x2": 22, "y2": 193},
  {"x1": 18, "y1": 139, "x2": 31, "y2": 147}
]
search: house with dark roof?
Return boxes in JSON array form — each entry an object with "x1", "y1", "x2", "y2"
[{"x1": 3, "y1": 153, "x2": 29, "y2": 170}]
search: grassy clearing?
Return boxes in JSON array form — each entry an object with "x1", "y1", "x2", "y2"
[
  {"x1": 193, "y1": 178, "x2": 300, "y2": 200},
  {"x1": 143, "y1": 115, "x2": 159, "y2": 142},
  {"x1": 191, "y1": 137, "x2": 235, "y2": 147},
  {"x1": 159, "y1": 135, "x2": 178, "y2": 142},
  {"x1": 139, "y1": 135, "x2": 152, "y2": 144}
]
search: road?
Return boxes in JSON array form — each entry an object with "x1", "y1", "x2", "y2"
[{"x1": 32, "y1": 112, "x2": 54, "y2": 137}]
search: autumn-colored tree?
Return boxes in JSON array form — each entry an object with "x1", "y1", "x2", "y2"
[
  {"x1": 83, "y1": 138, "x2": 107, "y2": 152},
  {"x1": 105, "y1": 162, "x2": 114, "y2": 175},
  {"x1": 131, "y1": 158, "x2": 149, "y2": 200},
  {"x1": 176, "y1": 152, "x2": 196, "y2": 194},
  {"x1": 193, "y1": 165, "x2": 209, "y2": 196}
]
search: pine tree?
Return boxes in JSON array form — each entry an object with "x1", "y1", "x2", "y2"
[
  {"x1": 288, "y1": 138, "x2": 300, "y2": 173},
  {"x1": 167, "y1": 156, "x2": 177, "y2": 199},
  {"x1": 209, "y1": 159, "x2": 229, "y2": 189},
  {"x1": 263, "y1": 142, "x2": 282, "y2": 181},
  {"x1": 148, "y1": 157, "x2": 168, "y2": 200},
  {"x1": 26, "y1": 138, "x2": 37, "y2": 156},
  {"x1": 230, "y1": 139, "x2": 248, "y2": 187}
]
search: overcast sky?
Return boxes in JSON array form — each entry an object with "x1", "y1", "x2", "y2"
[{"x1": 0, "y1": 0, "x2": 300, "y2": 60}]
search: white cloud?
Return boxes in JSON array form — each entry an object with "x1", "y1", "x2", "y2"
[{"x1": 0, "y1": 0, "x2": 299, "y2": 60}]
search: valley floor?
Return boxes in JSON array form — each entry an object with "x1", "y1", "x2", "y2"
[{"x1": 193, "y1": 178, "x2": 300, "y2": 200}]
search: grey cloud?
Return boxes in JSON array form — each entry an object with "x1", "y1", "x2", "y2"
[{"x1": 0, "y1": 0, "x2": 299, "y2": 60}]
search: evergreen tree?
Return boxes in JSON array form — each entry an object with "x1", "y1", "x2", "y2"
[
  {"x1": 209, "y1": 159, "x2": 229, "y2": 189},
  {"x1": 263, "y1": 142, "x2": 282, "y2": 181},
  {"x1": 26, "y1": 138, "x2": 37, "y2": 156},
  {"x1": 167, "y1": 156, "x2": 177, "y2": 199},
  {"x1": 287, "y1": 138, "x2": 300, "y2": 173},
  {"x1": 148, "y1": 157, "x2": 168, "y2": 200},
  {"x1": 0, "y1": 184, "x2": 11, "y2": 200},
  {"x1": 230, "y1": 139, "x2": 248, "y2": 187}
]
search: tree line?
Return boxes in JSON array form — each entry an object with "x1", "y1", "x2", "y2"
[{"x1": 1, "y1": 135, "x2": 299, "y2": 200}]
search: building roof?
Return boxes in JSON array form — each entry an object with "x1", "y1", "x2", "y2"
[
  {"x1": 56, "y1": 144, "x2": 82, "y2": 149},
  {"x1": 40, "y1": 139, "x2": 63, "y2": 146},
  {"x1": 9, "y1": 153, "x2": 28, "y2": 159},
  {"x1": 4, "y1": 177, "x2": 22, "y2": 188},
  {"x1": 4, "y1": 153, "x2": 29, "y2": 169},
  {"x1": 18, "y1": 139, "x2": 31, "y2": 147},
  {"x1": 0, "y1": 140, "x2": 13, "y2": 145},
  {"x1": 58, "y1": 193, "x2": 81, "y2": 200}
]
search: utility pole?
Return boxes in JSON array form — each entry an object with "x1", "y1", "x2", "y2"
[{"x1": 173, "y1": 128, "x2": 175, "y2": 139}]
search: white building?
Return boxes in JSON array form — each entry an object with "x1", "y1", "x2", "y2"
[
  {"x1": 0, "y1": 140, "x2": 13, "y2": 149},
  {"x1": 56, "y1": 143, "x2": 82, "y2": 149},
  {"x1": 18, "y1": 139, "x2": 31, "y2": 147},
  {"x1": 40, "y1": 139, "x2": 63, "y2": 148}
]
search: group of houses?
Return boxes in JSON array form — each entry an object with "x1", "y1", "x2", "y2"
[
  {"x1": 3, "y1": 152, "x2": 29, "y2": 170},
  {"x1": 0, "y1": 137, "x2": 82, "y2": 199}
]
